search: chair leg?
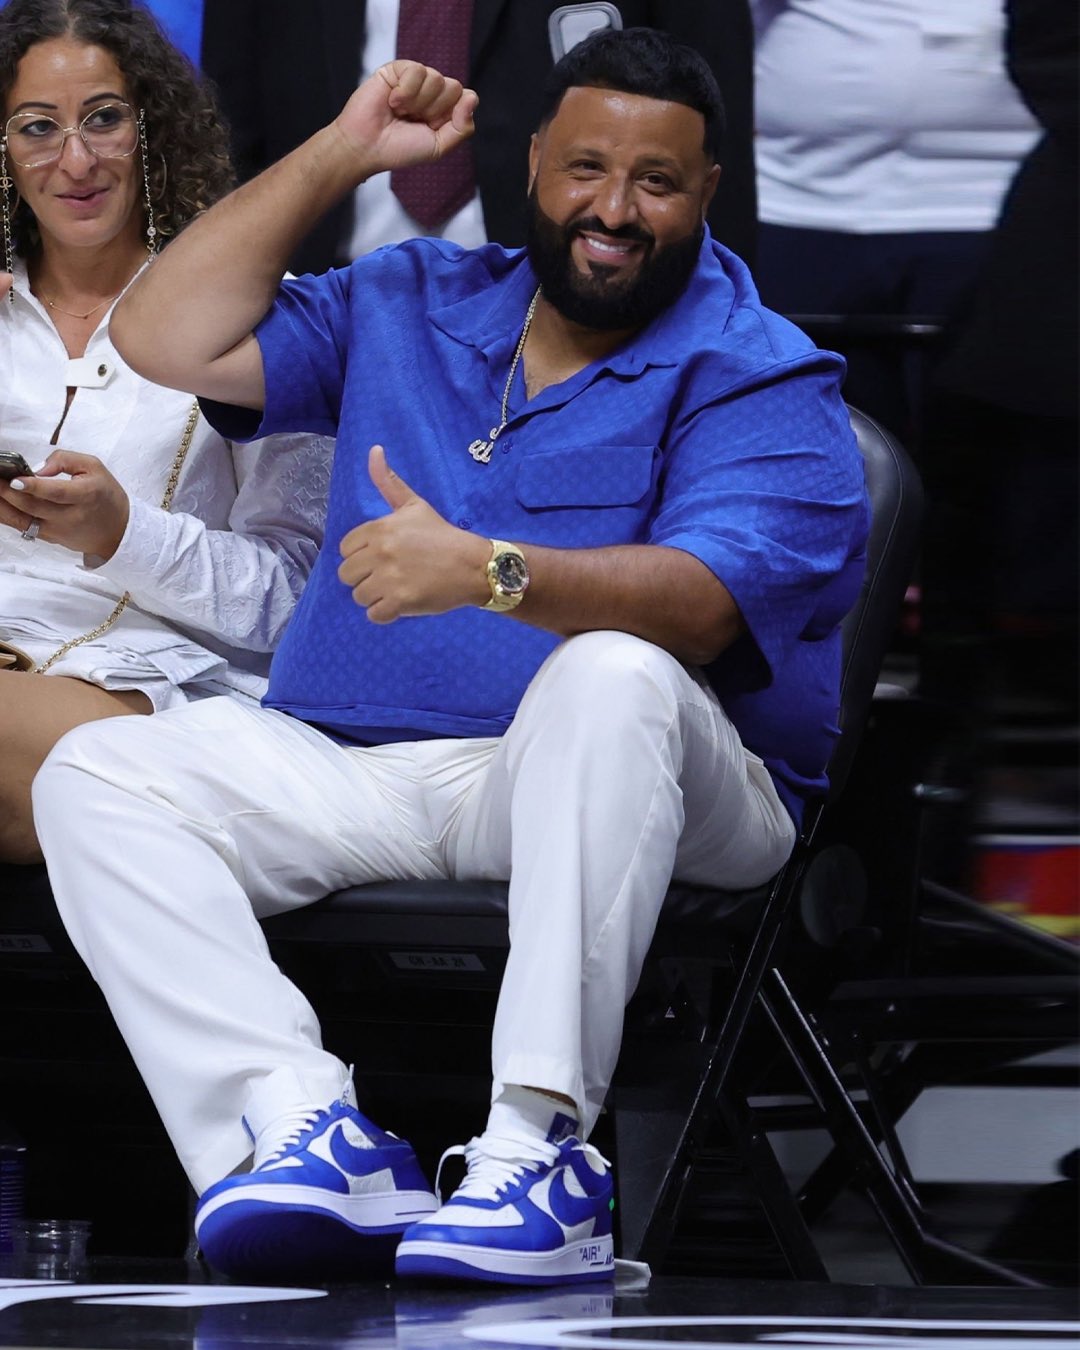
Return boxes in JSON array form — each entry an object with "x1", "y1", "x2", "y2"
[
  {"x1": 798, "y1": 1042, "x2": 918, "y2": 1223},
  {"x1": 851, "y1": 1041, "x2": 923, "y2": 1205},
  {"x1": 626, "y1": 857, "x2": 809, "y2": 1272},
  {"x1": 622, "y1": 1046, "x2": 828, "y2": 1279},
  {"x1": 760, "y1": 967, "x2": 1047, "y2": 1287}
]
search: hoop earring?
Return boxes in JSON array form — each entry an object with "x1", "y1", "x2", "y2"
[
  {"x1": 0, "y1": 142, "x2": 14, "y2": 304},
  {"x1": 138, "y1": 111, "x2": 158, "y2": 259}
]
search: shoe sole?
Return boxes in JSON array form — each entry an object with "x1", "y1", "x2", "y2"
[
  {"x1": 395, "y1": 1234, "x2": 614, "y2": 1286},
  {"x1": 197, "y1": 1186, "x2": 437, "y2": 1281}
]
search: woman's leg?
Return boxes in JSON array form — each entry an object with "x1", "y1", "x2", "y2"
[{"x1": 0, "y1": 671, "x2": 150, "y2": 864}]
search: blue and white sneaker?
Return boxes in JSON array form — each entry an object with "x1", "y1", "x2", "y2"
[
  {"x1": 195, "y1": 1068, "x2": 436, "y2": 1280},
  {"x1": 395, "y1": 1130, "x2": 614, "y2": 1286}
]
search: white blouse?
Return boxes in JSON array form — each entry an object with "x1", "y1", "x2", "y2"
[{"x1": 0, "y1": 260, "x2": 332, "y2": 708}]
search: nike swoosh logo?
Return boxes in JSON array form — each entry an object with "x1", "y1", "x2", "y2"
[
  {"x1": 546, "y1": 1167, "x2": 606, "y2": 1230},
  {"x1": 328, "y1": 1124, "x2": 395, "y2": 1177}
]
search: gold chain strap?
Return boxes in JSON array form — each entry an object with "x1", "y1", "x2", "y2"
[{"x1": 33, "y1": 400, "x2": 201, "y2": 675}]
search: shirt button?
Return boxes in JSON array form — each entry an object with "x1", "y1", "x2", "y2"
[
  {"x1": 97, "y1": 363, "x2": 108, "y2": 377},
  {"x1": 458, "y1": 518, "x2": 472, "y2": 530}
]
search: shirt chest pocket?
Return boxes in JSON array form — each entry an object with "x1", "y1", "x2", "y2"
[{"x1": 514, "y1": 444, "x2": 657, "y2": 511}]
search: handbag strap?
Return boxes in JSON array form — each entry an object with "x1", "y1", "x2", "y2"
[{"x1": 33, "y1": 400, "x2": 202, "y2": 676}]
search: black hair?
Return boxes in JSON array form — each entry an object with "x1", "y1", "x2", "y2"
[
  {"x1": 537, "y1": 26, "x2": 725, "y2": 163},
  {"x1": 0, "y1": 0, "x2": 233, "y2": 256}
]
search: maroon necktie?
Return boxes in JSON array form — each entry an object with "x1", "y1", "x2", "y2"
[{"x1": 390, "y1": 0, "x2": 477, "y2": 230}]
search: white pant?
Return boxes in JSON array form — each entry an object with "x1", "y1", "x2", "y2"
[{"x1": 33, "y1": 631, "x2": 795, "y2": 1194}]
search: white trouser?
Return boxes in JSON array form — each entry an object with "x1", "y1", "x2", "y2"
[{"x1": 33, "y1": 631, "x2": 795, "y2": 1194}]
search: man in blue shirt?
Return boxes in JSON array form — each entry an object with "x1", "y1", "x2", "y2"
[{"x1": 34, "y1": 29, "x2": 868, "y2": 1286}]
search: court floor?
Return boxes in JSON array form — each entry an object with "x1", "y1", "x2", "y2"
[{"x1": 1, "y1": 1261, "x2": 1077, "y2": 1350}]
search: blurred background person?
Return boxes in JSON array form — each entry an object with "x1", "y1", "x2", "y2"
[
  {"x1": 920, "y1": 0, "x2": 1078, "y2": 720},
  {"x1": 201, "y1": 0, "x2": 757, "y2": 271},
  {"x1": 0, "y1": 0, "x2": 331, "y2": 864},
  {"x1": 750, "y1": 0, "x2": 1039, "y2": 450}
]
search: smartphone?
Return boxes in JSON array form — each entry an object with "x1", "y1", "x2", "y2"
[
  {"x1": 0, "y1": 449, "x2": 33, "y2": 481},
  {"x1": 547, "y1": 3, "x2": 623, "y2": 61}
]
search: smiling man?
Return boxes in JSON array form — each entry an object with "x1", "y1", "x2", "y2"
[
  {"x1": 525, "y1": 82, "x2": 719, "y2": 333},
  {"x1": 33, "y1": 29, "x2": 868, "y2": 1287}
]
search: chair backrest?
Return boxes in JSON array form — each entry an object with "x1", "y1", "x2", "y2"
[{"x1": 828, "y1": 406, "x2": 923, "y2": 804}]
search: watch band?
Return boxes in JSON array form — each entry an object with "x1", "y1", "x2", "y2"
[{"x1": 483, "y1": 538, "x2": 529, "y2": 612}]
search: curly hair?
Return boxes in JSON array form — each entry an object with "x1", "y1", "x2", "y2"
[{"x1": 0, "y1": 0, "x2": 234, "y2": 258}]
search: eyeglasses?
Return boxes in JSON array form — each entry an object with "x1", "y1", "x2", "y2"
[{"x1": 2, "y1": 101, "x2": 139, "y2": 169}]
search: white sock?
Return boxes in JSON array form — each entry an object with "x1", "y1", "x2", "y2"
[{"x1": 485, "y1": 1085, "x2": 580, "y2": 1147}]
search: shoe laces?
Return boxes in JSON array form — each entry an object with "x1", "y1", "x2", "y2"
[
  {"x1": 433, "y1": 1132, "x2": 557, "y2": 1204},
  {"x1": 435, "y1": 1132, "x2": 610, "y2": 1204},
  {"x1": 252, "y1": 1104, "x2": 326, "y2": 1169}
]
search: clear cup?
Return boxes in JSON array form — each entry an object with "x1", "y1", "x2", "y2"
[{"x1": 10, "y1": 1218, "x2": 90, "y2": 1279}]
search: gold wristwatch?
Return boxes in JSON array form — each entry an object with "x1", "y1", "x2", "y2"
[{"x1": 483, "y1": 539, "x2": 530, "y2": 612}]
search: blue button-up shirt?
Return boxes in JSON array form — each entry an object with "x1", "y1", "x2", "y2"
[{"x1": 205, "y1": 234, "x2": 868, "y2": 824}]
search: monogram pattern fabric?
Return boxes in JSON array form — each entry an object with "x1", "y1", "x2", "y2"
[{"x1": 225, "y1": 236, "x2": 870, "y2": 827}]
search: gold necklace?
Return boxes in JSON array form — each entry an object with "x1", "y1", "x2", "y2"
[
  {"x1": 468, "y1": 286, "x2": 541, "y2": 464},
  {"x1": 38, "y1": 289, "x2": 123, "y2": 321},
  {"x1": 36, "y1": 260, "x2": 142, "y2": 321}
]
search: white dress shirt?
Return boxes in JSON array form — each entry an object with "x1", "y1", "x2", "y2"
[{"x1": 0, "y1": 261, "x2": 332, "y2": 708}]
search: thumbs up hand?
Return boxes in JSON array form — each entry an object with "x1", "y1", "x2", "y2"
[
  {"x1": 367, "y1": 442, "x2": 421, "y2": 513},
  {"x1": 338, "y1": 445, "x2": 490, "y2": 623}
]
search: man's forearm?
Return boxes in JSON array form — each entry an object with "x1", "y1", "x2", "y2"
[
  {"x1": 339, "y1": 456, "x2": 743, "y2": 662},
  {"x1": 512, "y1": 542, "x2": 743, "y2": 667}
]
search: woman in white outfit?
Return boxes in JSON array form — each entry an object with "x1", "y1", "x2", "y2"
[{"x1": 0, "y1": 0, "x2": 331, "y2": 863}]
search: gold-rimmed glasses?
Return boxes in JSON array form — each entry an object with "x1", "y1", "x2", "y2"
[{"x1": 2, "y1": 101, "x2": 139, "y2": 169}]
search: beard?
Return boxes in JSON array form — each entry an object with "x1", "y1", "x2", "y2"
[{"x1": 525, "y1": 188, "x2": 703, "y2": 332}]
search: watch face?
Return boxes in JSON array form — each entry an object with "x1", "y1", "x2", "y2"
[{"x1": 495, "y1": 551, "x2": 529, "y2": 595}]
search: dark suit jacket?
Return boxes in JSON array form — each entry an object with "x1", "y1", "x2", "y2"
[{"x1": 201, "y1": 0, "x2": 756, "y2": 275}]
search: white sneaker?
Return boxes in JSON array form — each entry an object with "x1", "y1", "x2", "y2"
[
  {"x1": 195, "y1": 1068, "x2": 436, "y2": 1280},
  {"x1": 395, "y1": 1130, "x2": 614, "y2": 1285}
]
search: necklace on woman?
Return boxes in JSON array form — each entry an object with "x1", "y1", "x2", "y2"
[
  {"x1": 35, "y1": 260, "x2": 142, "y2": 321},
  {"x1": 38, "y1": 289, "x2": 123, "y2": 321},
  {"x1": 468, "y1": 286, "x2": 541, "y2": 464}
]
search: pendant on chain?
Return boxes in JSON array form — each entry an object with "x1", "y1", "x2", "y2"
[
  {"x1": 466, "y1": 286, "x2": 541, "y2": 466},
  {"x1": 468, "y1": 431, "x2": 499, "y2": 464}
]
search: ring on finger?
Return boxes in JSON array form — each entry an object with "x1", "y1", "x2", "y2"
[{"x1": 21, "y1": 518, "x2": 40, "y2": 542}]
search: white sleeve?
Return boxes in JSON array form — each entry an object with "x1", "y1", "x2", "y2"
[{"x1": 93, "y1": 431, "x2": 332, "y2": 652}]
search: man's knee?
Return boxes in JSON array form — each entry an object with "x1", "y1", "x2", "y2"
[
  {"x1": 38, "y1": 716, "x2": 115, "y2": 779},
  {"x1": 32, "y1": 707, "x2": 198, "y2": 830},
  {"x1": 520, "y1": 631, "x2": 690, "y2": 744},
  {"x1": 539, "y1": 630, "x2": 686, "y2": 703},
  {"x1": 32, "y1": 717, "x2": 133, "y2": 824}
]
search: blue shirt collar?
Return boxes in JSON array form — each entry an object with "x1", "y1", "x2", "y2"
[{"x1": 429, "y1": 230, "x2": 737, "y2": 383}]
